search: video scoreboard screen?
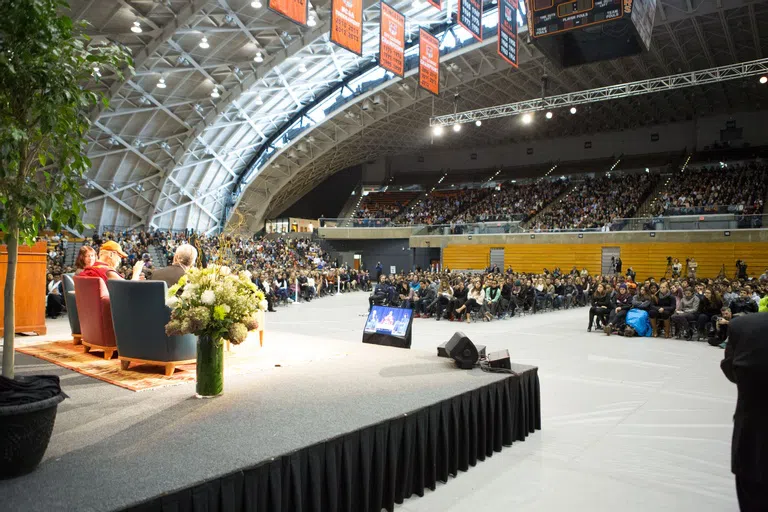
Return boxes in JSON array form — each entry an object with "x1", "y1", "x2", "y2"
[{"x1": 530, "y1": 0, "x2": 624, "y2": 38}]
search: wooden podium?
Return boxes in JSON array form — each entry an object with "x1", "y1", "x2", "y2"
[{"x1": 0, "y1": 240, "x2": 47, "y2": 336}]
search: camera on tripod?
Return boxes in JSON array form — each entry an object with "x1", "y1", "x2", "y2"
[{"x1": 666, "y1": 256, "x2": 672, "y2": 265}]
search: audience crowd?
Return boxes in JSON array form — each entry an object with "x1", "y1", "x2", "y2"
[
  {"x1": 652, "y1": 162, "x2": 767, "y2": 216},
  {"x1": 398, "y1": 188, "x2": 492, "y2": 225},
  {"x1": 453, "y1": 180, "x2": 569, "y2": 224},
  {"x1": 366, "y1": 264, "x2": 768, "y2": 347},
  {"x1": 532, "y1": 173, "x2": 658, "y2": 231}
]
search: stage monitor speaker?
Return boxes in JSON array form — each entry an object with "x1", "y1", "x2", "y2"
[
  {"x1": 444, "y1": 331, "x2": 478, "y2": 369},
  {"x1": 488, "y1": 349, "x2": 511, "y2": 370},
  {"x1": 438, "y1": 342, "x2": 485, "y2": 360}
]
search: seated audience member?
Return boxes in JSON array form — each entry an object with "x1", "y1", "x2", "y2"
[
  {"x1": 74, "y1": 245, "x2": 97, "y2": 275},
  {"x1": 631, "y1": 286, "x2": 653, "y2": 312},
  {"x1": 46, "y1": 272, "x2": 65, "y2": 318},
  {"x1": 671, "y1": 287, "x2": 700, "y2": 340},
  {"x1": 484, "y1": 278, "x2": 502, "y2": 320},
  {"x1": 650, "y1": 282, "x2": 675, "y2": 338},
  {"x1": 151, "y1": 243, "x2": 197, "y2": 288},
  {"x1": 604, "y1": 284, "x2": 632, "y2": 336},
  {"x1": 455, "y1": 279, "x2": 484, "y2": 323},
  {"x1": 414, "y1": 278, "x2": 436, "y2": 317},
  {"x1": 709, "y1": 307, "x2": 733, "y2": 347},
  {"x1": 369, "y1": 275, "x2": 390, "y2": 309},
  {"x1": 730, "y1": 289, "x2": 759, "y2": 315},
  {"x1": 451, "y1": 279, "x2": 469, "y2": 318},
  {"x1": 697, "y1": 288, "x2": 723, "y2": 341},
  {"x1": 79, "y1": 241, "x2": 144, "y2": 283},
  {"x1": 588, "y1": 283, "x2": 611, "y2": 332},
  {"x1": 435, "y1": 279, "x2": 454, "y2": 320}
]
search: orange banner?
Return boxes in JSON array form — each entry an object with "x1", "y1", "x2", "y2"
[
  {"x1": 419, "y1": 29, "x2": 440, "y2": 96},
  {"x1": 331, "y1": 0, "x2": 363, "y2": 55},
  {"x1": 268, "y1": 0, "x2": 307, "y2": 26},
  {"x1": 379, "y1": 3, "x2": 405, "y2": 77}
]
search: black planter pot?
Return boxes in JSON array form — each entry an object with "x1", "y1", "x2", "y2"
[{"x1": 0, "y1": 376, "x2": 66, "y2": 479}]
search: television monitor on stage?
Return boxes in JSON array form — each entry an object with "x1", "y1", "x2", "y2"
[{"x1": 362, "y1": 305, "x2": 412, "y2": 349}]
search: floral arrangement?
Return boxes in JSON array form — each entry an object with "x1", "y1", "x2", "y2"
[{"x1": 165, "y1": 265, "x2": 266, "y2": 345}]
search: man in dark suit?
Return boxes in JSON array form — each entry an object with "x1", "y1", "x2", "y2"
[
  {"x1": 151, "y1": 243, "x2": 197, "y2": 288},
  {"x1": 720, "y1": 313, "x2": 768, "y2": 511}
]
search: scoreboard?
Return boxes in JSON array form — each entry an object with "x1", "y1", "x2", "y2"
[
  {"x1": 531, "y1": 0, "x2": 624, "y2": 38},
  {"x1": 528, "y1": 0, "x2": 656, "y2": 67}
]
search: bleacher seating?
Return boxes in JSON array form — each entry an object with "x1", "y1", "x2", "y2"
[
  {"x1": 352, "y1": 191, "x2": 419, "y2": 221},
  {"x1": 651, "y1": 161, "x2": 766, "y2": 216}
]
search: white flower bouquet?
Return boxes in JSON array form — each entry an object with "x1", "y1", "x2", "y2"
[{"x1": 165, "y1": 265, "x2": 266, "y2": 345}]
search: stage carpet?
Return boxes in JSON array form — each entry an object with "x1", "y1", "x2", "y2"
[
  {"x1": 1, "y1": 335, "x2": 540, "y2": 512},
  {"x1": 15, "y1": 338, "x2": 348, "y2": 392}
]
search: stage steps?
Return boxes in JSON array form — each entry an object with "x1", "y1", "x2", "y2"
[{"x1": 148, "y1": 244, "x2": 168, "y2": 268}]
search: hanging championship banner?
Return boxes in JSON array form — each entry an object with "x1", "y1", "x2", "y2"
[
  {"x1": 331, "y1": 0, "x2": 363, "y2": 55},
  {"x1": 498, "y1": 0, "x2": 518, "y2": 68},
  {"x1": 268, "y1": 0, "x2": 308, "y2": 26},
  {"x1": 379, "y1": 2, "x2": 406, "y2": 77},
  {"x1": 427, "y1": 0, "x2": 441, "y2": 10},
  {"x1": 458, "y1": 0, "x2": 483, "y2": 41},
  {"x1": 419, "y1": 29, "x2": 440, "y2": 96}
]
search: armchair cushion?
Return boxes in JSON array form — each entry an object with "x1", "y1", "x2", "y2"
[{"x1": 107, "y1": 280, "x2": 196, "y2": 363}]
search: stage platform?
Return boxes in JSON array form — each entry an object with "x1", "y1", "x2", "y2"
[{"x1": 1, "y1": 334, "x2": 539, "y2": 512}]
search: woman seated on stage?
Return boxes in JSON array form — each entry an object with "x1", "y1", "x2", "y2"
[
  {"x1": 455, "y1": 278, "x2": 484, "y2": 323},
  {"x1": 587, "y1": 283, "x2": 611, "y2": 332},
  {"x1": 74, "y1": 245, "x2": 97, "y2": 275}
]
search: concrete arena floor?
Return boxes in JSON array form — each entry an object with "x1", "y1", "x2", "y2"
[{"x1": 9, "y1": 291, "x2": 737, "y2": 511}]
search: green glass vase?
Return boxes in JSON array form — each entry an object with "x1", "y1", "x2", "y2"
[{"x1": 196, "y1": 335, "x2": 224, "y2": 398}]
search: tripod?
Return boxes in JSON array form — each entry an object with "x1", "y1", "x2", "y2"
[{"x1": 663, "y1": 262, "x2": 673, "y2": 279}]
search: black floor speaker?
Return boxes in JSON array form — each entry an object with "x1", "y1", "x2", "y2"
[{"x1": 444, "y1": 331, "x2": 479, "y2": 369}]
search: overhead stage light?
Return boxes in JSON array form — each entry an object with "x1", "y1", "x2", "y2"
[
  {"x1": 521, "y1": 113, "x2": 533, "y2": 124},
  {"x1": 453, "y1": 123, "x2": 461, "y2": 132},
  {"x1": 570, "y1": 106, "x2": 577, "y2": 114},
  {"x1": 199, "y1": 37, "x2": 210, "y2": 49},
  {"x1": 475, "y1": 120, "x2": 482, "y2": 127},
  {"x1": 211, "y1": 87, "x2": 220, "y2": 98},
  {"x1": 760, "y1": 76, "x2": 768, "y2": 84},
  {"x1": 251, "y1": 0, "x2": 263, "y2": 7},
  {"x1": 298, "y1": 63, "x2": 307, "y2": 73},
  {"x1": 545, "y1": 111, "x2": 553, "y2": 119},
  {"x1": 308, "y1": 16, "x2": 317, "y2": 27},
  {"x1": 432, "y1": 125, "x2": 444, "y2": 136},
  {"x1": 131, "y1": 21, "x2": 142, "y2": 33},
  {"x1": 157, "y1": 77, "x2": 166, "y2": 89},
  {"x1": 254, "y1": 51, "x2": 264, "y2": 63}
]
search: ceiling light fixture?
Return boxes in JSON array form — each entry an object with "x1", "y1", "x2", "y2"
[
  {"x1": 760, "y1": 76, "x2": 768, "y2": 84},
  {"x1": 453, "y1": 123, "x2": 461, "y2": 132},
  {"x1": 199, "y1": 36, "x2": 210, "y2": 49},
  {"x1": 255, "y1": 95, "x2": 264, "y2": 105},
  {"x1": 475, "y1": 120, "x2": 482, "y2": 127},
  {"x1": 545, "y1": 111, "x2": 553, "y2": 119},
  {"x1": 211, "y1": 87, "x2": 220, "y2": 98},
  {"x1": 307, "y1": 16, "x2": 317, "y2": 27},
  {"x1": 157, "y1": 77, "x2": 166, "y2": 88},
  {"x1": 570, "y1": 106, "x2": 577, "y2": 114},
  {"x1": 131, "y1": 21, "x2": 142, "y2": 33},
  {"x1": 254, "y1": 51, "x2": 264, "y2": 63},
  {"x1": 298, "y1": 63, "x2": 307, "y2": 73},
  {"x1": 522, "y1": 113, "x2": 533, "y2": 124},
  {"x1": 251, "y1": 0, "x2": 262, "y2": 7},
  {"x1": 432, "y1": 125, "x2": 443, "y2": 136}
]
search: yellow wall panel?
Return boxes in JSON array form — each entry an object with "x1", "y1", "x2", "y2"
[{"x1": 444, "y1": 241, "x2": 768, "y2": 280}]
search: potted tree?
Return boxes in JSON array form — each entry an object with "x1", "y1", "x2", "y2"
[{"x1": 0, "y1": 0, "x2": 131, "y2": 478}]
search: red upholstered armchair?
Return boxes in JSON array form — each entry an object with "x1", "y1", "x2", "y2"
[{"x1": 73, "y1": 276, "x2": 118, "y2": 360}]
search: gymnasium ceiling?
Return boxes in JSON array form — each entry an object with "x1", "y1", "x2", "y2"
[{"x1": 73, "y1": 0, "x2": 768, "y2": 234}]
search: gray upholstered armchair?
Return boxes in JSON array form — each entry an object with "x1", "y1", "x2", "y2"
[
  {"x1": 107, "y1": 280, "x2": 197, "y2": 376},
  {"x1": 62, "y1": 274, "x2": 81, "y2": 345}
]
